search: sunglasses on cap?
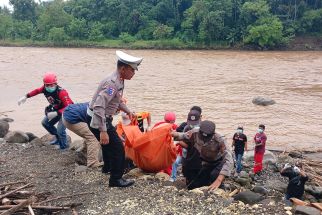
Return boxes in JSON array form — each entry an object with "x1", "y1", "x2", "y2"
[{"x1": 199, "y1": 130, "x2": 214, "y2": 139}]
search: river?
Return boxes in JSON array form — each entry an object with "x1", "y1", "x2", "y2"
[{"x1": 0, "y1": 47, "x2": 321, "y2": 151}]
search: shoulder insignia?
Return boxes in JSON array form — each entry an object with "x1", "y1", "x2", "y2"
[{"x1": 106, "y1": 87, "x2": 115, "y2": 96}]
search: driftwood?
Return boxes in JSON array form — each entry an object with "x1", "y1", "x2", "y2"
[
  {"x1": 0, "y1": 183, "x2": 32, "y2": 200},
  {"x1": 0, "y1": 196, "x2": 37, "y2": 215},
  {"x1": 37, "y1": 191, "x2": 92, "y2": 205},
  {"x1": 0, "y1": 182, "x2": 82, "y2": 214},
  {"x1": 0, "y1": 181, "x2": 26, "y2": 188}
]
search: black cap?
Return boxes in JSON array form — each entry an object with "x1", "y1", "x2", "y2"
[
  {"x1": 199, "y1": 120, "x2": 215, "y2": 135},
  {"x1": 187, "y1": 110, "x2": 201, "y2": 126}
]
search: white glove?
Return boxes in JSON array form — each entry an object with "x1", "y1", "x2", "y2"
[
  {"x1": 47, "y1": 111, "x2": 58, "y2": 121},
  {"x1": 284, "y1": 163, "x2": 291, "y2": 169},
  {"x1": 18, "y1": 96, "x2": 27, "y2": 106},
  {"x1": 293, "y1": 166, "x2": 301, "y2": 174}
]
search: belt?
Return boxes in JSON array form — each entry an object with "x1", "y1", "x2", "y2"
[{"x1": 86, "y1": 107, "x2": 113, "y2": 120}]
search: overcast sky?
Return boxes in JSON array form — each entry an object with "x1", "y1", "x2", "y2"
[{"x1": 0, "y1": 0, "x2": 12, "y2": 9}]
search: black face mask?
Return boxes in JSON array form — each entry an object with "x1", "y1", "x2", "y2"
[{"x1": 199, "y1": 131, "x2": 214, "y2": 142}]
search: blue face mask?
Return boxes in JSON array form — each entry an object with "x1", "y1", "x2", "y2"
[
  {"x1": 258, "y1": 128, "x2": 263, "y2": 133},
  {"x1": 45, "y1": 86, "x2": 57, "y2": 93}
]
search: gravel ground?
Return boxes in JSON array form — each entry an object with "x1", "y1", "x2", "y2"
[{"x1": 0, "y1": 139, "x2": 292, "y2": 215}]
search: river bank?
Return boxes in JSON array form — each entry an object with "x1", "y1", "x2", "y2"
[
  {"x1": 0, "y1": 36, "x2": 321, "y2": 51},
  {"x1": 1, "y1": 118, "x2": 322, "y2": 214}
]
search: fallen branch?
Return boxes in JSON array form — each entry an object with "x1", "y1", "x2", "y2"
[
  {"x1": 228, "y1": 189, "x2": 239, "y2": 197},
  {"x1": 0, "y1": 181, "x2": 26, "y2": 188},
  {"x1": 0, "y1": 205, "x2": 70, "y2": 210},
  {"x1": 0, "y1": 183, "x2": 32, "y2": 200},
  {"x1": 37, "y1": 191, "x2": 93, "y2": 205},
  {"x1": 27, "y1": 205, "x2": 35, "y2": 215},
  {"x1": 0, "y1": 196, "x2": 37, "y2": 215}
]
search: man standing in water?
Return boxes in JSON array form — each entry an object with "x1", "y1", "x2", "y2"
[{"x1": 86, "y1": 50, "x2": 142, "y2": 187}]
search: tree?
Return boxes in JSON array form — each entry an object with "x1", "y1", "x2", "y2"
[
  {"x1": 0, "y1": 14, "x2": 13, "y2": 40},
  {"x1": 68, "y1": 18, "x2": 88, "y2": 39},
  {"x1": 244, "y1": 16, "x2": 287, "y2": 48},
  {"x1": 36, "y1": 0, "x2": 72, "y2": 39},
  {"x1": 153, "y1": 24, "x2": 174, "y2": 39},
  {"x1": 9, "y1": 0, "x2": 37, "y2": 23},
  {"x1": 12, "y1": 20, "x2": 33, "y2": 39},
  {"x1": 48, "y1": 27, "x2": 68, "y2": 43}
]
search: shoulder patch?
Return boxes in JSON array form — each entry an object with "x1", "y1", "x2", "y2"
[{"x1": 106, "y1": 87, "x2": 115, "y2": 96}]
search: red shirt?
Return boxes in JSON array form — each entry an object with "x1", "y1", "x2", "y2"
[
  {"x1": 27, "y1": 85, "x2": 73, "y2": 114},
  {"x1": 254, "y1": 132, "x2": 267, "y2": 154}
]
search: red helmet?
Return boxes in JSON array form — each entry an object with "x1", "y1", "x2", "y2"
[
  {"x1": 164, "y1": 112, "x2": 176, "y2": 122},
  {"x1": 43, "y1": 72, "x2": 57, "y2": 84}
]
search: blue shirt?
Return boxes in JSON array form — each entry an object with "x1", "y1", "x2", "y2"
[{"x1": 63, "y1": 102, "x2": 88, "y2": 124}]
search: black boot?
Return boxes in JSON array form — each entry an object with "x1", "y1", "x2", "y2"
[{"x1": 109, "y1": 178, "x2": 134, "y2": 187}]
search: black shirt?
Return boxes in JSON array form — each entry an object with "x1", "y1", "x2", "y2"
[
  {"x1": 281, "y1": 168, "x2": 309, "y2": 199},
  {"x1": 233, "y1": 133, "x2": 247, "y2": 154}
]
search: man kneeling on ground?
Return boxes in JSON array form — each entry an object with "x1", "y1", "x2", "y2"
[{"x1": 172, "y1": 120, "x2": 233, "y2": 190}]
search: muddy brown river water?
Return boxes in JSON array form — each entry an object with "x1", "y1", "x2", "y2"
[{"x1": 0, "y1": 47, "x2": 321, "y2": 150}]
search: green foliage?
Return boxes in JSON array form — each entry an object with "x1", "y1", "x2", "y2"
[
  {"x1": 88, "y1": 22, "x2": 104, "y2": 41},
  {"x1": 68, "y1": 18, "x2": 88, "y2": 39},
  {"x1": 2, "y1": 0, "x2": 322, "y2": 48},
  {"x1": 48, "y1": 27, "x2": 68, "y2": 43},
  {"x1": 0, "y1": 13, "x2": 13, "y2": 40},
  {"x1": 11, "y1": 20, "x2": 33, "y2": 39},
  {"x1": 298, "y1": 9, "x2": 322, "y2": 33},
  {"x1": 119, "y1": 32, "x2": 135, "y2": 43},
  {"x1": 36, "y1": 0, "x2": 72, "y2": 39},
  {"x1": 153, "y1": 24, "x2": 174, "y2": 39},
  {"x1": 9, "y1": 0, "x2": 37, "y2": 22},
  {"x1": 244, "y1": 16, "x2": 287, "y2": 48}
]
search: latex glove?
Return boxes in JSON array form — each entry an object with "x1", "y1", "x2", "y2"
[
  {"x1": 293, "y1": 166, "x2": 300, "y2": 174},
  {"x1": 47, "y1": 111, "x2": 58, "y2": 121},
  {"x1": 18, "y1": 96, "x2": 27, "y2": 106},
  {"x1": 284, "y1": 163, "x2": 291, "y2": 169}
]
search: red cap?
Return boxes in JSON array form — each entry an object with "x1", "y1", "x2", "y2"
[
  {"x1": 43, "y1": 72, "x2": 57, "y2": 85},
  {"x1": 164, "y1": 112, "x2": 176, "y2": 122}
]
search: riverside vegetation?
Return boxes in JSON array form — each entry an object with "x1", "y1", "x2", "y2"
[{"x1": 0, "y1": 0, "x2": 322, "y2": 49}]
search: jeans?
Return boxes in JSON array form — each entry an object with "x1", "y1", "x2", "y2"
[
  {"x1": 235, "y1": 152, "x2": 243, "y2": 173},
  {"x1": 41, "y1": 115, "x2": 68, "y2": 149},
  {"x1": 171, "y1": 155, "x2": 182, "y2": 180}
]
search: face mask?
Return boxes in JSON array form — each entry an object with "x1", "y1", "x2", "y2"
[
  {"x1": 258, "y1": 128, "x2": 263, "y2": 133},
  {"x1": 237, "y1": 129, "x2": 243, "y2": 134},
  {"x1": 45, "y1": 86, "x2": 57, "y2": 93}
]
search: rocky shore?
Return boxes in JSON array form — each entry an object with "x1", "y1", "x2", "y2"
[{"x1": 1, "y1": 118, "x2": 322, "y2": 215}]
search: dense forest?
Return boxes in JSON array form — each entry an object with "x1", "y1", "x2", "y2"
[{"x1": 0, "y1": 0, "x2": 322, "y2": 49}]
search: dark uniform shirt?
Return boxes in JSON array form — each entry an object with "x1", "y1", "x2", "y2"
[{"x1": 233, "y1": 133, "x2": 247, "y2": 154}]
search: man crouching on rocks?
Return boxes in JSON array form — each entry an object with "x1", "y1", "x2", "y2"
[{"x1": 171, "y1": 120, "x2": 233, "y2": 190}]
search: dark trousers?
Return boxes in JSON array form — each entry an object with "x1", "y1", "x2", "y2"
[
  {"x1": 184, "y1": 160, "x2": 224, "y2": 190},
  {"x1": 86, "y1": 115, "x2": 125, "y2": 181}
]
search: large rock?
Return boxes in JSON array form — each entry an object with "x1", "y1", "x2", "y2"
[
  {"x1": 155, "y1": 172, "x2": 170, "y2": 181},
  {"x1": 252, "y1": 96, "x2": 276, "y2": 106},
  {"x1": 234, "y1": 190, "x2": 264, "y2": 204},
  {"x1": 0, "y1": 118, "x2": 14, "y2": 123},
  {"x1": 244, "y1": 150, "x2": 277, "y2": 164},
  {"x1": 252, "y1": 186, "x2": 269, "y2": 195},
  {"x1": 295, "y1": 205, "x2": 320, "y2": 215},
  {"x1": 265, "y1": 179, "x2": 287, "y2": 193},
  {"x1": 305, "y1": 186, "x2": 322, "y2": 199},
  {"x1": 4, "y1": 131, "x2": 29, "y2": 143},
  {"x1": 0, "y1": 120, "x2": 9, "y2": 138},
  {"x1": 25, "y1": 132, "x2": 38, "y2": 142}
]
